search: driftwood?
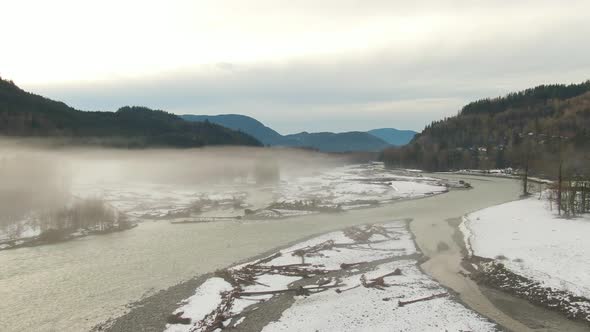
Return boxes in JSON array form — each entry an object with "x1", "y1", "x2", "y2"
[
  {"x1": 343, "y1": 225, "x2": 392, "y2": 242},
  {"x1": 340, "y1": 261, "x2": 367, "y2": 269},
  {"x1": 253, "y1": 252, "x2": 282, "y2": 265},
  {"x1": 398, "y1": 293, "x2": 448, "y2": 307},
  {"x1": 361, "y1": 274, "x2": 386, "y2": 290},
  {"x1": 316, "y1": 277, "x2": 333, "y2": 286},
  {"x1": 335, "y1": 284, "x2": 361, "y2": 294},
  {"x1": 239, "y1": 284, "x2": 343, "y2": 297},
  {"x1": 360, "y1": 269, "x2": 403, "y2": 289},
  {"x1": 292, "y1": 240, "x2": 335, "y2": 258},
  {"x1": 177, "y1": 223, "x2": 408, "y2": 331},
  {"x1": 192, "y1": 289, "x2": 239, "y2": 332},
  {"x1": 166, "y1": 311, "x2": 191, "y2": 325},
  {"x1": 374, "y1": 268, "x2": 402, "y2": 279}
]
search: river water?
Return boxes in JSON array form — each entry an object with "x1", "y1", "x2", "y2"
[{"x1": 0, "y1": 174, "x2": 582, "y2": 331}]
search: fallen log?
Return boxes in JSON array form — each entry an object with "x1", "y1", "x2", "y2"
[
  {"x1": 360, "y1": 269, "x2": 403, "y2": 289},
  {"x1": 166, "y1": 311, "x2": 191, "y2": 325},
  {"x1": 398, "y1": 293, "x2": 448, "y2": 307},
  {"x1": 252, "y1": 252, "x2": 282, "y2": 265},
  {"x1": 335, "y1": 284, "x2": 361, "y2": 294},
  {"x1": 343, "y1": 224, "x2": 394, "y2": 242},
  {"x1": 316, "y1": 277, "x2": 334, "y2": 286},
  {"x1": 193, "y1": 289, "x2": 239, "y2": 332},
  {"x1": 340, "y1": 261, "x2": 367, "y2": 269},
  {"x1": 238, "y1": 284, "x2": 342, "y2": 297},
  {"x1": 292, "y1": 240, "x2": 335, "y2": 257},
  {"x1": 371, "y1": 268, "x2": 402, "y2": 280}
]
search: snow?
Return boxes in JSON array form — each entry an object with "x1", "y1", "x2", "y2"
[
  {"x1": 275, "y1": 163, "x2": 447, "y2": 209},
  {"x1": 452, "y1": 169, "x2": 554, "y2": 185},
  {"x1": 463, "y1": 196, "x2": 590, "y2": 299},
  {"x1": 262, "y1": 224, "x2": 415, "y2": 270},
  {"x1": 164, "y1": 277, "x2": 233, "y2": 332},
  {"x1": 231, "y1": 274, "x2": 302, "y2": 315},
  {"x1": 74, "y1": 182, "x2": 249, "y2": 220},
  {"x1": 66, "y1": 162, "x2": 449, "y2": 225},
  {"x1": 165, "y1": 221, "x2": 496, "y2": 331},
  {"x1": 0, "y1": 220, "x2": 41, "y2": 241},
  {"x1": 262, "y1": 260, "x2": 497, "y2": 332}
]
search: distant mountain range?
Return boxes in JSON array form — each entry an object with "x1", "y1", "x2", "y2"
[
  {"x1": 0, "y1": 79, "x2": 261, "y2": 148},
  {"x1": 182, "y1": 114, "x2": 417, "y2": 152},
  {"x1": 367, "y1": 128, "x2": 419, "y2": 146},
  {"x1": 0, "y1": 77, "x2": 416, "y2": 152},
  {"x1": 181, "y1": 114, "x2": 291, "y2": 146}
]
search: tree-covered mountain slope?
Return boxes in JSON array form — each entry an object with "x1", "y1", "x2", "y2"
[
  {"x1": 382, "y1": 81, "x2": 590, "y2": 174},
  {"x1": 0, "y1": 78, "x2": 261, "y2": 148}
]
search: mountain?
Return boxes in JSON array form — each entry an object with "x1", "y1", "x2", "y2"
[
  {"x1": 181, "y1": 114, "x2": 296, "y2": 146},
  {"x1": 283, "y1": 131, "x2": 390, "y2": 152},
  {"x1": 381, "y1": 81, "x2": 590, "y2": 173},
  {"x1": 182, "y1": 114, "x2": 405, "y2": 152},
  {"x1": 367, "y1": 128, "x2": 417, "y2": 146},
  {"x1": 0, "y1": 78, "x2": 261, "y2": 148}
]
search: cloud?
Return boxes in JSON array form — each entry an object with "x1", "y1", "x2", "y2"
[{"x1": 6, "y1": 0, "x2": 590, "y2": 133}]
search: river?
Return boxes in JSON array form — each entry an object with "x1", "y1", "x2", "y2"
[{"x1": 0, "y1": 174, "x2": 584, "y2": 331}]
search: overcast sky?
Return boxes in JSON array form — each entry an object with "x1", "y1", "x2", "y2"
[{"x1": 2, "y1": 0, "x2": 590, "y2": 134}]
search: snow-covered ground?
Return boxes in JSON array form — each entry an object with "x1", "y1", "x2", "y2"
[
  {"x1": 2, "y1": 163, "x2": 454, "y2": 243},
  {"x1": 72, "y1": 162, "x2": 451, "y2": 222},
  {"x1": 164, "y1": 221, "x2": 498, "y2": 332},
  {"x1": 274, "y1": 163, "x2": 449, "y2": 209},
  {"x1": 462, "y1": 196, "x2": 590, "y2": 299},
  {"x1": 451, "y1": 168, "x2": 553, "y2": 185},
  {"x1": 0, "y1": 217, "x2": 41, "y2": 243},
  {"x1": 262, "y1": 260, "x2": 496, "y2": 332},
  {"x1": 74, "y1": 182, "x2": 249, "y2": 220}
]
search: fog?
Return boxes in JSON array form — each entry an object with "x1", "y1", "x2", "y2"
[{"x1": 0, "y1": 139, "x2": 351, "y2": 238}]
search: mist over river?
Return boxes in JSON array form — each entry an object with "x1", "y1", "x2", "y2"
[{"x1": 0, "y1": 172, "x2": 524, "y2": 332}]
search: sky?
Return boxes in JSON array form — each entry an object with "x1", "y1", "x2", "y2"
[{"x1": 2, "y1": 0, "x2": 590, "y2": 134}]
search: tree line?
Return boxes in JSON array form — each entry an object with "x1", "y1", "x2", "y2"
[
  {"x1": 381, "y1": 81, "x2": 590, "y2": 215},
  {"x1": 0, "y1": 78, "x2": 261, "y2": 148}
]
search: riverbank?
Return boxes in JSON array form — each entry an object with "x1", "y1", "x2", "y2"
[
  {"x1": 97, "y1": 175, "x2": 527, "y2": 332},
  {"x1": 4, "y1": 173, "x2": 573, "y2": 332},
  {"x1": 106, "y1": 221, "x2": 500, "y2": 332},
  {"x1": 461, "y1": 195, "x2": 590, "y2": 326},
  {"x1": 104, "y1": 174, "x2": 590, "y2": 332},
  {"x1": 0, "y1": 223, "x2": 137, "y2": 251}
]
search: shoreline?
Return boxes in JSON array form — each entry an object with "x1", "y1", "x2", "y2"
[
  {"x1": 102, "y1": 219, "x2": 502, "y2": 332},
  {"x1": 95, "y1": 220, "x2": 415, "y2": 332},
  {"x1": 6, "y1": 173, "x2": 578, "y2": 332},
  {"x1": 97, "y1": 174, "x2": 589, "y2": 332},
  {"x1": 94, "y1": 175, "x2": 554, "y2": 332},
  {"x1": 0, "y1": 224, "x2": 137, "y2": 252},
  {"x1": 456, "y1": 196, "x2": 590, "y2": 329}
]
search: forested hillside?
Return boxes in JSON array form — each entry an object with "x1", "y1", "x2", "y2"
[
  {"x1": 0, "y1": 78, "x2": 261, "y2": 148},
  {"x1": 381, "y1": 81, "x2": 590, "y2": 178}
]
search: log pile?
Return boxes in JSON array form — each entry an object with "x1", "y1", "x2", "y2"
[
  {"x1": 292, "y1": 240, "x2": 335, "y2": 262},
  {"x1": 191, "y1": 289, "x2": 239, "y2": 332},
  {"x1": 343, "y1": 224, "x2": 397, "y2": 242},
  {"x1": 178, "y1": 224, "x2": 443, "y2": 331}
]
